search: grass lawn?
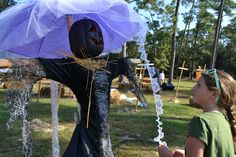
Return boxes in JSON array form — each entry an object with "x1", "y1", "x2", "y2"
[{"x1": 0, "y1": 79, "x2": 201, "y2": 157}]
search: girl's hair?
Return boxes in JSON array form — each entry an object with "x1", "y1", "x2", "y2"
[{"x1": 202, "y1": 70, "x2": 236, "y2": 142}]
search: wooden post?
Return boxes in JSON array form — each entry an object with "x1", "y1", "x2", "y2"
[
  {"x1": 173, "y1": 61, "x2": 188, "y2": 103},
  {"x1": 56, "y1": 15, "x2": 73, "y2": 106},
  {"x1": 37, "y1": 80, "x2": 41, "y2": 103},
  {"x1": 66, "y1": 15, "x2": 73, "y2": 32},
  {"x1": 135, "y1": 65, "x2": 145, "y2": 111},
  {"x1": 203, "y1": 64, "x2": 206, "y2": 72},
  {"x1": 58, "y1": 83, "x2": 62, "y2": 105},
  {"x1": 68, "y1": 89, "x2": 72, "y2": 98}
]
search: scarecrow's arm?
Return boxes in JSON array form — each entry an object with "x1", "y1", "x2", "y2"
[{"x1": 107, "y1": 58, "x2": 148, "y2": 109}]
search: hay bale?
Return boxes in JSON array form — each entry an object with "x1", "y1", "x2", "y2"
[
  {"x1": 110, "y1": 89, "x2": 121, "y2": 104},
  {"x1": 4, "y1": 81, "x2": 24, "y2": 89},
  {"x1": 110, "y1": 89, "x2": 137, "y2": 105}
]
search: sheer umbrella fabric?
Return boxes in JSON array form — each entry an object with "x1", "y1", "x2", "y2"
[{"x1": 0, "y1": 0, "x2": 148, "y2": 58}]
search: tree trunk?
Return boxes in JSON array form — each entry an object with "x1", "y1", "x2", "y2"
[
  {"x1": 211, "y1": 0, "x2": 225, "y2": 68},
  {"x1": 192, "y1": 21, "x2": 200, "y2": 80},
  {"x1": 3, "y1": 0, "x2": 10, "y2": 7},
  {"x1": 176, "y1": 0, "x2": 196, "y2": 77},
  {"x1": 176, "y1": 24, "x2": 187, "y2": 77},
  {"x1": 168, "y1": 0, "x2": 180, "y2": 85},
  {"x1": 1, "y1": 0, "x2": 15, "y2": 11}
]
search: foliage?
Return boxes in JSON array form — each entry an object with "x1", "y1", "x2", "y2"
[
  {"x1": 39, "y1": 86, "x2": 65, "y2": 97},
  {"x1": 218, "y1": 16, "x2": 236, "y2": 74},
  {"x1": 128, "y1": 0, "x2": 236, "y2": 78},
  {"x1": 0, "y1": 0, "x2": 16, "y2": 11}
]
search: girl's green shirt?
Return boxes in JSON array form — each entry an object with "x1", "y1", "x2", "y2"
[{"x1": 187, "y1": 112, "x2": 235, "y2": 157}]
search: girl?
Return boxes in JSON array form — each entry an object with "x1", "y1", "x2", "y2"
[{"x1": 158, "y1": 69, "x2": 236, "y2": 157}]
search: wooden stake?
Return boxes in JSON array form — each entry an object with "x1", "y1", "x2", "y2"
[
  {"x1": 58, "y1": 83, "x2": 62, "y2": 105},
  {"x1": 56, "y1": 15, "x2": 73, "y2": 106},
  {"x1": 66, "y1": 15, "x2": 73, "y2": 31},
  {"x1": 203, "y1": 64, "x2": 206, "y2": 72},
  {"x1": 37, "y1": 80, "x2": 41, "y2": 103},
  {"x1": 135, "y1": 64, "x2": 146, "y2": 111},
  {"x1": 173, "y1": 61, "x2": 188, "y2": 103}
]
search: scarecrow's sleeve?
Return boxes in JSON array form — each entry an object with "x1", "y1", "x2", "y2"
[
  {"x1": 107, "y1": 58, "x2": 128, "y2": 79},
  {"x1": 37, "y1": 58, "x2": 77, "y2": 85},
  {"x1": 107, "y1": 58, "x2": 148, "y2": 109}
]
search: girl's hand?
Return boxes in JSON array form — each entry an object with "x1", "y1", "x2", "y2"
[
  {"x1": 173, "y1": 149, "x2": 184, "y2": 157},
  {"x1": 157, "y1": 144, "x2": 173, "y2": 157}
]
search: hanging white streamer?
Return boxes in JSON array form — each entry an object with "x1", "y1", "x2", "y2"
[
  {"x1": 147, "y1": 66, "x2": 156, "y2": 77},
  {"x1": 138, "y1": 43, "x2": 166, "y2": 145},
  {"x1": 50, "y1": 81, "x2": 60, "y2": 157}
]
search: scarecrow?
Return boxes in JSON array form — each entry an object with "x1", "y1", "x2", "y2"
[
  {"x1": 0, "y1": 0, "x2": 165, "y2": 156},
  {"x1": 0, "y1": 18, "x2": 149, "y2": 157}
]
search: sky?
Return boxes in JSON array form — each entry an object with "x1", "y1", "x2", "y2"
[
  {"x1": 132, "y1": 0, "x2": 235, "y2": 30},
  {"x1": 14, "y1": 0, "x2": 236, "y2": 30},
  {"x1": 176, "y1": 1, "x2": 235, "y2": 30},
  {"x1": 173, "y1": 0, "x2": 236, "y2": 30}
]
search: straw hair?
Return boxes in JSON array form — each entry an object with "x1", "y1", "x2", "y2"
[
  {"x1": 59, "y1": 48, "x2": 109, "y2": 72},
  {"x1": 59, "y1": 48, "x2": 110, "y2": 128},
  {"x1": 69, "y1": 53, "x2": 108, "y2": 72}
]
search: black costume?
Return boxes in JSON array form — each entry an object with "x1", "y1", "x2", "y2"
[
  {"x1": 6, "y1": 57, "x2": 146, "y2": 157},
  {"x1": 5, "y1": 18, "x2": 147, "y2": 157}
]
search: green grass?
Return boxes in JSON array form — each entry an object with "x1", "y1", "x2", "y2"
[{"x1": 0, "y1": 80, "x2": 201, "y2": 157}]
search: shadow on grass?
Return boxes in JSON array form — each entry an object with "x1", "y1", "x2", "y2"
[
  {"x1": 0, "y1": 101, "x2": 74, "y2": 156},
  {"x1": 110, "y1": 110, "x2": 188, "y2": 151},
  {"x1": 0, "y1": 105, "x2": 189, "y2": 156},
  {"x1": 163, "y1": 116, "x2": 189, "y2": 122},
  {"x1": 29, "y1": 101, "x2": 77, "y2": 123},
  {"x1": 0, "y1": 133, "x2": 71, "y2": 157}
]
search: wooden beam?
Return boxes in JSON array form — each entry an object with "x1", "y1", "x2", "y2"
[
  {"x1": 66, "y1": 15, "x2": 73, "y2": 32},
  {"x1": 173, "y1": 60, "x2": 188, "y2": 103},
  {"x1": 37, "y1": 80, "x2": 41, "y2": 103},
  {"x1": 0, "y1": 59, "x2": 12, "y2": 68}
]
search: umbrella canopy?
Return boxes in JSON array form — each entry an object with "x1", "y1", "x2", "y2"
[{"x1": 0, "y1": 0, "x2": 148, "y2": 58}]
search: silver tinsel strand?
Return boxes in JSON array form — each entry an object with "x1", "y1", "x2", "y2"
[
  {"x1": 5, "y1": 59, "x2": 46, "y2": 157},
  {"x1": 50, "y1": 80, "x2": 60, "y2": 157}
]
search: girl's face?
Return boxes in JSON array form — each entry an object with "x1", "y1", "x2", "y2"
[{"x1": 191, "y1": 77, "x2": 214, "y2": 107}]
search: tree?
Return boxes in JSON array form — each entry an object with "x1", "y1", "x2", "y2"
[
  {"x1": 218, "y1": 16, "x2": 236, "y2": 73},
  {"x1": 167, "y1": 0, "x2": 180, "y2": 86},
  {"x1": 126, "y1": 0, "x2": 236, "y2": 77},
  {"x1": 0, "y1": 0, "x2": 16, "y2": 11},
  {"x1": 209, "y1": 0, "x2": 236, "y2": 68},
  {"x1": 175, "y1": 0, "x2": 197, "y2": 77},
  {"x1": 211, "y1": 0, "x2": 225, "y2": 68},
  {"x1": 181, "y1": 1, "x2": 216, "y2": 73},
  {"x1": 131, "y1": 0, "x2": 172, "y2": 71}
]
